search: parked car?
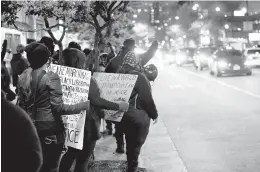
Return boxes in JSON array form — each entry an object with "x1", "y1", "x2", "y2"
[
  {"x1": 244, "y1": 47, "x2": 260, "y2": 67},
  {"x1": 175, "y1": 48, "x2": 195, "y2": 66},
  {"x1": 208, "y1": 49, "x2": 252, "y2": 77},
  {"x1": 193, "y1": 47, "x2": 217, "y2": 71}
]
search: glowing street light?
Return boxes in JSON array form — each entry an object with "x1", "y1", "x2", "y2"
[
  {"x1": 164, "y1": 23, "x2": 168, "y2": 26},
  {"x1": 215, "y1": 7, "x2": 220, "y2": 12},
  {"x1": 237, "y1": 28, "x2": 241, "y2": 31},
  {"x1": 132, "y1": 20, "x2": 136, "y2": 24},
  {"x1": 242, "y1": 7, "x2": 247, "y2": 13},
  {"x1": 224, "y1": 24, "x2": 229, "y2": 29},
  {"x1": 175, "y1": 16, "x2": 179, "y2": 20},
  {"x1": 133, "y1": 14, "x2": 137, "y2": 18},
  {"x1": 137, "y1": 9, "x2": 142, "y2": 13},
  {"x1": 224, "y1": 14, "x2": 227, "y2": 17},
  {"x1": 158, "y1": 27, "x2": 161, "y2": 31},
  {"x1": 192, "y1": 4, "x2": 199, "y2": 11}
]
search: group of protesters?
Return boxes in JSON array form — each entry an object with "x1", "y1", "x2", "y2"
[{"x1": 2, "y1": 35, "x2": 159, "y2": 172}]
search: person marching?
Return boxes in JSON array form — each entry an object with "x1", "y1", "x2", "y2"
[
  {"x1": 117, "y1": 51, "x2": 159, "y2": 172},
  {"x1": 105, "y1": 38, "x2": 158, "y2": 154},
  {"x1": 59, "y1": 48, "x2": 129, "y2": 172},
  {"x1": 17, "y1": 42, "x2": 90, "y2": 172}
]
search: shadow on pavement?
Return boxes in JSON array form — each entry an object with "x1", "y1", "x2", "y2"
[{"x1": 88, "y1": 160, "x2": 152, "y2": 172}]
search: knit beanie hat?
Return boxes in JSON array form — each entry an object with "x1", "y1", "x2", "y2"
[
  {"x1": 25, "y1": 42, "x2": 50, "y2": 69},
  {"x1": 16, "y1": 44, "x2": 25, "y2": 54}
]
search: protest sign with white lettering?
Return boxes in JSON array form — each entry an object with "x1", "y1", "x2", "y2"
[
  {"x1": 47, "y1": 64, "x2": 91, "y2": 150},
  {"x1": 92, "y1": 72, "x2": 138, "y2": 122}
]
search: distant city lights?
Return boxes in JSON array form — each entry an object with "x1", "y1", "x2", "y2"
[
  {"x1": 224, "y1": 24, "x2": 229, "y2": 29},
  {"x1": 215, "y1": 7, "x2": 220, "y2": 12}
]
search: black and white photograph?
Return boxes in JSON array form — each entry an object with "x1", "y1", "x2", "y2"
[{"x1": 1, "y1": 0, "x2": 260, "y2": 172}]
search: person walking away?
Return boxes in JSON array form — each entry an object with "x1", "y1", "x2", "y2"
[
  {"x1": 11, "y1": 44, "x2": 29, "y2": 91},
  {"x1": 105, "y1": 38, "x2": 158, "y2": 153},
  {"x1": 2, "y1": 91, "x2": 43, "y2": 172},
  {"x1": 117, "y1": 51, "x2": 159, "y2": 172},
  {"x1": 1, "y1": 40, "x2": 16, "y2": 102},
  {"x1": 17, "y1": 42, "x2": 90, "y2": 172},
  {"x1": 59, "y1": 48, "x2": 129, "y2": 172}
]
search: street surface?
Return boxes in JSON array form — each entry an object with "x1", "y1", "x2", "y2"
[{"x1": 152, "y1": 63, "x2": 260, "y2": 172}]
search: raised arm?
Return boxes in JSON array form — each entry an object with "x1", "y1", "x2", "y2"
[{"x1": 139, "y1": 41, "x2": 159, "y2": 66}]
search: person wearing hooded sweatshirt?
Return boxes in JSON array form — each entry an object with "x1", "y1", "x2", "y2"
[
  {"x1": 59, "y1": 48, "x2": 129, "y2": 172},
  {"x1": 117, "y1": 51, "x2": 159, "y2": 172},
  {"x1": 17, "y1": 42, "x2": 90, "y2": 172},
  {"x1": 2, "y1": 91, "x2": 43, "y2": 172},
  {"x1": 105, "y1": 38, "x2": 159, "y2": 153},
  {"x1": 10, "y1": 44, "x2": 29, "y2": 89}
]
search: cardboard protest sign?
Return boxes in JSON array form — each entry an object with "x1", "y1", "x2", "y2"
[
  {"x1": 92, "y1": 72, "x2": 138, "y2": 122},
  {"x1": 47, "y1": 64, "x2": 91, "y2": 150}
]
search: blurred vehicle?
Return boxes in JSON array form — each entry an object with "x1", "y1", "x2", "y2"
[
  {"x1": 244, "y1": 47, "x2": 260, "y2": 67},
  {"x1": 208, "y1": 49, "x2": 252, "y2": 77},
  {"x1": 193, "y1": 46, "x2": 217, "y2": 71},
  {"x1": 175, "y1": 48, "x2": 195, "y2": 66}
]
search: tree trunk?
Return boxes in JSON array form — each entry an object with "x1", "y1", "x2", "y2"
[{"x1": 57, "y1": 42, "x2": 63, "y2": 65}]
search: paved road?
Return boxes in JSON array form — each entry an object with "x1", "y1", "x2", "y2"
[{"x1": 152, "y1": 64, "x2": 260, "y2": 172}]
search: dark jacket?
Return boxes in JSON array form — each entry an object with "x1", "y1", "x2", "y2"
[
  {"x1": 84, "y1": 78, "x2": 120, "y2": 141},
  {"x1": 11, "y1": 53, "x2": 29, "y2": 75},
  {"x1": 2, "y1": 94, "x2": 43, "y2": 172},
  {"x1": 119, "y1": 66, "x2": 158, "y2": 120},
  {"x1": 105, "y1": 42, "x2": 158, "y2": 73},
  {"x1": 18, "y1": 69, "x2": 88, "y2": 136}
]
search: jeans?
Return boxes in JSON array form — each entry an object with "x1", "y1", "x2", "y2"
[
  {"x1": 121, "y1": 108, "x2": 150, "y2": 172},
  {"x1": 39, "y1": 139, "x2": 63, "y2": 172},
  {"x1": 59, "y1": 140, "x2": 96, "y2": 172}
]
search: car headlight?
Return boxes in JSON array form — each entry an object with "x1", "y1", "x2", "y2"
[
  {"x1": 247, "y1": 56, "x2": 253, "y2": 60},
  {"x1": 218, "y1": 60, "x2": 228, "y2": 68}
]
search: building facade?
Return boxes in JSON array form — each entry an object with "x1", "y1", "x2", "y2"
[{"x1": 1, "y1": 9, "x2": 58, "y2": 53}]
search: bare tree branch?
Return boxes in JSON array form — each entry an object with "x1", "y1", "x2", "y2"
[
  {"x1": 108, "y1": 1, "x2": 117, "y2": 14},
  {"x1": 12, "y1": 22, "x2": 66, "y2": 33},
  {"x1": 91, "y1": 14, "x2": 101, "y2": 31},
  {"x1": 111, "y1": 1, "x2": 124, "y2": 14},
  {"x1": 44, "y1": 17, "x2": 59, "y2": 44}
]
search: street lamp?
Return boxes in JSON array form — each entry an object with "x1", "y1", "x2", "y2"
[
  {"x1": 164, "y1": 23, "x2": 168, "y2": 26},
  {"x1": 215, "y1": 7, "x2": 220, "y2": 12},
  {"x1": 137, "y1": 9, "x2": 141, "y2": 13},
  {"x1": 175, "y1": 16, "x2": 179, "y2": 20},
  {"x1": 133, "y1": 14, "x2": 137, "y2": 18},
  {"x1": 224, "y1": 24, "x2": 229, "y2": 29},
  {"x1": 158, "y1": 27, "x2": 161, "y2": 31}
]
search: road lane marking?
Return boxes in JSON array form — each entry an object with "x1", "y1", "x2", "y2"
[{"x1": 183, "y1": 68, "x2": 260, "y2": 99}]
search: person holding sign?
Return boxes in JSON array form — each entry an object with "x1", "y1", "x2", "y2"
[
  {"x1": 17, "y1": 42, "x2": 90, "y2": 172},
  {"x1": 105, "y1": 38, "x2": 159, "y2": 153},
  {"x1": 59, "y1": 48, "x2": 129, "y2": 172},
  {"x1": 117, "y1": 51, "x2": 159, "y2": 172}
]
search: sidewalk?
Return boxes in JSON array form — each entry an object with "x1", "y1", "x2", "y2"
[{"x1": 93, "y1": 119, "x2": 188, "y2": 172}]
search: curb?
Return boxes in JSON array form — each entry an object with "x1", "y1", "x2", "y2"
[{"x1": 140, "y1": 118, "x2": 188, "y2": 172}]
